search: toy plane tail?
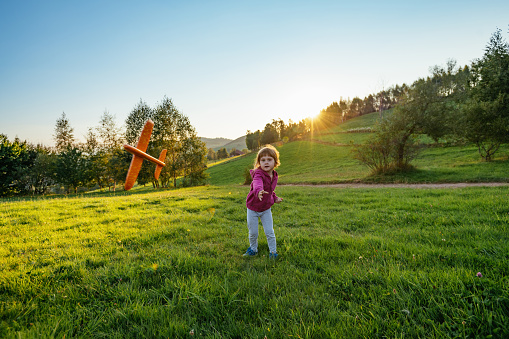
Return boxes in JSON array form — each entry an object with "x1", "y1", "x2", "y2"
[{"x1": 154, "y1": 149, "x2": 167, "y2": 180}]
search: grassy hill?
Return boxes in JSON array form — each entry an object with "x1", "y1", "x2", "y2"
[{"x1": 207, "y1": 112, "x2": 509, "y2": 186}]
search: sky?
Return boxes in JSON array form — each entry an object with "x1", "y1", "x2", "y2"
[{"x1": 1, "y1": 0, "x2": 508, "y2": 147}]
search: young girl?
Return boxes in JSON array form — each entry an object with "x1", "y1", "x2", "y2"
[{"x1": 244, "y1": 145, "x2": 283, "y2": 259}]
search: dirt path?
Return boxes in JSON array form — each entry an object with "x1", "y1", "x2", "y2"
[{"x1": 281, "y1": 182, "x2": 509, "y2": 189}]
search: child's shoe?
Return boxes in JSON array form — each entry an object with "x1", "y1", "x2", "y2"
[
  {"x1": 269, "y1": 252, "x2": 278, "y2": 259},
  {"x1": 243, "y1": 247, "x2": 258, "y2": 256}
]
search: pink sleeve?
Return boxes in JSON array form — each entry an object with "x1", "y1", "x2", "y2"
[{"x1": 251, "y1": 171, "x2": 264, "y2": 195}]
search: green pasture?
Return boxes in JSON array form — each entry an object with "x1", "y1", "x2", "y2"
[
  {"x1": 2, "y1": 112, "x2": 509, "y2": 337},
  {"x1": 1, "y1": 185, "x2": 508, "y2": 338},
  {"x1": 207, "y1": 140, "x2": 509, "y2": 186},
  {"x1": 207, "y1": 111, "x2": 509, "y2": 186}
]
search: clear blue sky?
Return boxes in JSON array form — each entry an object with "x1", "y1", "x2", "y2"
[{"x1": 1, "y1": 0, "x2": 507, "y2": 146}]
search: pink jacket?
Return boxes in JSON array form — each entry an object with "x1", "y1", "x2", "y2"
[{"x1": 246, "y1": 168, "x2": 279, "y2": 212}]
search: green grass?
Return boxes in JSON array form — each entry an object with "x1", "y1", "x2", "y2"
[
  {"x1": 1, "y1": 186, "x2": 508, "y2": 337},
  {"x1": 2, "y1": 113, "x2": 509, "y2": 337}
]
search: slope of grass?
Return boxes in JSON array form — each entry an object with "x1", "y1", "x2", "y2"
[
  {"x1": 207, "y1": 141, "x2": 509, "y2": 186},
  {"x1": 1, "y1": 186, "x2": 508, "y2": 337},
  {"x1": 207, "y1": 111, "x2": 509, "y2": 185}
]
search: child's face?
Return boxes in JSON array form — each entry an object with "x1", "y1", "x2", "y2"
[{"x1": 259, "y1": 155, "x2": 275, "y2": 173}]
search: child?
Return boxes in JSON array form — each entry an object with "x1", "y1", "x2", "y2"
[{"x1": 243, "y1": 145, "x2": 283, "y2": 259}]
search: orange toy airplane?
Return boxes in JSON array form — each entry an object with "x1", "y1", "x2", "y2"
[{"x1": 123, "y1": 119, "x2": 167, "y2": 190}]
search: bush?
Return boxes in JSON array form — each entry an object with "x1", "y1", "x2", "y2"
[{"x1": 353, "y1": 116, "x2": 419, "y2": 174}]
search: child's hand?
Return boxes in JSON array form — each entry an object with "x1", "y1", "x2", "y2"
[
  {"x1": 275, "y1": 197, "x2": 283, "y2": 203},
  {"x1": 258, "y1": 190, "x2": 269, "y2": 201}
]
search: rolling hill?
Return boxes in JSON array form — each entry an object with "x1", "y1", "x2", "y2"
[
  {"x1": 206, "y1": 112, "x2": 509, "y2": 186},
  {"x1": 201, "y1": 135, "x2": 247, "y2": 152}
]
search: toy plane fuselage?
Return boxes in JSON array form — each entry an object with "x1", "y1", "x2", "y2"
[{"x1": 123, "y1": 119, "x2": 167, "y2": 191}]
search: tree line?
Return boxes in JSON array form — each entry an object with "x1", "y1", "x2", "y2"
[{"x1": 0, "y1": 97, "x2": 208, "y2": 197}]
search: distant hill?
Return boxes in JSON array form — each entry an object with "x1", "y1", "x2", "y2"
[
  {"x1": 200, "y1": 137, "x2": 232, "y2": 149},
  {"x1": 201, "y1": 136, "x2": 247, "y2": 152},
  {"x1": 218, "y1": 135, "x2": 246, "y2": 152}
]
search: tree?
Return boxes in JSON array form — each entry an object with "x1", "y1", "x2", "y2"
[
  {"x1": 207, "y1": 148, "x2": 217, "y2": 161},
  {"x1": 84, "y1": 127, "x2": 107, "y2": 189},
  {"x1": 54, "y1": 145, "x2": 91, "y2": 194},
  {"x1": 150, "y1": 96, "x2": 207, "y2": 188},
  {"x1": 346, "y1": 97, "x2": 364, "y2": 119},
  {"x1": 354, "y1": 60, "x2": 467, "y2": 172},
  {"x1": 246, "y1": 130, "x2": 261, "y2": 151},
  {"x1": 462, "y1": 28, "x2": 509, "y2": 161},
  {"x1": 353, "y1": 112, "x2": 420, "y2": 173},
  {"x1": 97, "y1": 111, "x2": 124, "y2": 191},
  {"x1": 125, "y1": 100, "x2": 154, "y2": 186},
  {"x1": 181, "y1": 136, "x2": 208, "y2": 186},
  {"x1": 152, "y1": 97, "x2": 187, "y2": 188},
  {"x1": 261, "y1": 123, "x2": 278, "y2": 145},
  {"x1": 362, "y1": 95, "x2": 376, "y2": 115},
  {"x1": 54, "y1": 112, "x2": 75, "y2": 152},
  {"x1": 0, "y1": 135, "x2": 34, "y2": 196},
  {"x1": 23, "y1": 144, "x2": 56, "y2": 195},
  {"x1": 217, "y1": 148, "x2": 228, "y2": 159}
]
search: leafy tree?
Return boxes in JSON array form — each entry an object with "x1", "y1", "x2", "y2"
[
  {"x1": 97, "y1": 111, "x2": 124, "y2": 190},
  {"x1": 261, "y1": 123, "x2": 278, "y2": 145},
  {"x1": 246, "y1": 130, "x2": 261, "y2": 151},
  {"x1": 152, "y1": 97, "x2": 187, "y2": 188},
  {"x1": 0, "y1": 135, "x2": 34, "y2": 196},
  {"x1": 151, "y1": 96, "x2": 207, "y2": 188},
  {"x1": 181, "y1": 136, "x2": 208, "y2": 186},
  {"x1": 353, "y1": 112, "x2": 420, "y2": 173},
  {"x1": 54, "y1": 145, "x2": 91, "y2": 194},
  {"x1": 125, "y1": 100, "x2": 154, "y2": 186},
  {"x1": 23, "y1": 144, "x2": 56, "y2": 195},
  {"x1": 84, "y1": 127, "x2": 107, "y2": 189},
  {"x1": 354, "y1": 61, "x2": 467, "y2": 172},
  {"x1": 462, "y1": 28, "x2": 509, "y2": 160},
  {"x1": 346, "y1": 97, "x2": 363, "y2": 119},
  {"x1": 53, "y1": 112, "x2": 75, "y2": 152},
  {"x1": 207, "y1": 148, "x2": 217, "y2": 161},
  {"x1": 362, "y1": 95, "x2": 376, "y2": 115},
  {"x1": 217, "y1": 148, "x2": 228, "y2": 159}
]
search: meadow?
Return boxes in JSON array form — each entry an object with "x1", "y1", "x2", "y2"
[
  {"x1": 1, "y1": 112, "x2": 509, "y2": 338},
  {"x1": 1, "y1": 185, "x2": 508, "y2": 338}
]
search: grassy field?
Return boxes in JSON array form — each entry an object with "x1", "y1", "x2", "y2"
[
  {"x1": 1, "y1": 185, "x2": 508, "y2": 338},
  {"x1": 2, "y1": 113, "x2": 509, "y2": 338}
]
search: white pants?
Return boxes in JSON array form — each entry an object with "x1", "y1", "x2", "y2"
[{"x1": 247, "y1": 208, "x2": 277, "y2": 253}]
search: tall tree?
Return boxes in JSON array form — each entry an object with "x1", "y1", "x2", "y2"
[
  {"x1": 125, "y1": 100, "x2": 154, "y2": 186},
  {"x1": 97, "y1": 111, "x2": 124, "y2": 190},
  {"x1": 53, "y1": 112, "x2": 75, "y2": 152},
  {"x1": 462, "y1": 28, "x2": 509, "y2": 160},
  {"x1": 261, "y1": 123, "x2": 278, "y2": 145},
  {"x1": 54, "y1": 145, "x2": 91, "y2": 194},
  {"x1": 0, "y1": 135, "x2": 34, "y2": 196}
]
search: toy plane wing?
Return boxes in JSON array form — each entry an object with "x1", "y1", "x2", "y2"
[{"x1": 123, "y1": 119, "x2": 167, "y2": 191}]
